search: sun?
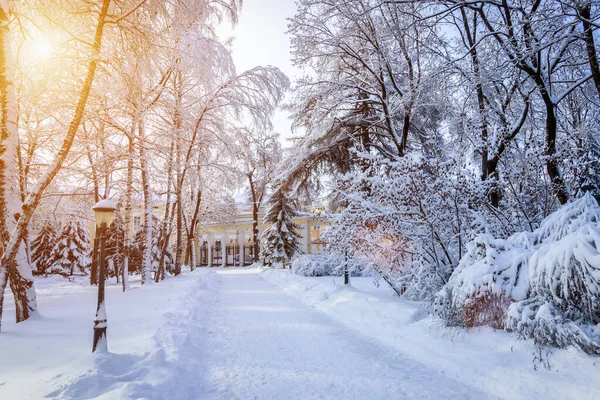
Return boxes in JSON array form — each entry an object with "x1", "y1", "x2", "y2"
[
  {"x1": 19, "y1": 34, "x2": 55, "y2": 68},
  {"x1": 31, "y1": 37, "x2": 53, "y2": 60}
]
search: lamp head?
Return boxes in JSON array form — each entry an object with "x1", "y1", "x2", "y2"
[{"x1": 92, "y1": 199, "x2": 117, "y2": 228}]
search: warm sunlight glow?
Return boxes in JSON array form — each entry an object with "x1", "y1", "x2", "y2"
[
  {"x1": 19, "y1": 34, "x2": 55, "y2": 68},
  {"x1": 30, "y1": 37, "x2": 53, "y2": 60}
]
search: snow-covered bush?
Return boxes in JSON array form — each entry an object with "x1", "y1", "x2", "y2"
[
  {"x1": 291, "y1": 252, "x2": 367, "y2": 277},
  {"x1": 506, "y1": 195, "x2": 600, "y2": 354},
  {"x1": 292, "y1": 253, "x2": 336, "y2": 276},
  {"x1": 506, "y1": 299, "x2": 600, "y2": 355},
  {"x1": 438, "y1": 194, "x2": 600, "y2": 354},
  {"x1": 435, "y1": 233, "x2": 532, "y2": 328}
]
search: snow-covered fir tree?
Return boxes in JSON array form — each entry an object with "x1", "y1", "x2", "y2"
[
  {"x1": 47, "y1": 220, "x2": 91, "y2": 277},
  {"x1": 105, "y1": 212, "x2": 126, "y2": 279},
  {"x1": 575, "y1": 130, "x2": 600, "y2": 203},
  {"x1": 260, "y1": 187, "x2": 302, "y2": 267},
  {"x1": 30, "y1": 222, "x2": 57, "y2": 276}
]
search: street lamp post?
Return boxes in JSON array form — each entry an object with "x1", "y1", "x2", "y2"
[
  {"x1": 344, "y1": 248, "x2": 349, "y2": 285},
  {"x1": 92, "y1": 199, "x2": 116, "y2": 353}
]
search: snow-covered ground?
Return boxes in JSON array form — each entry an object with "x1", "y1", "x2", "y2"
[
  {"x1": 259, "y1": 268, "x2": 600, "y2": 400},
  {"x1": 200, "y1": 268, "x2": 489, "y2": 399},
  {"x1": 0, "y1": 271, "x2": 218, "y2": 399},
  {"x1": 0, "y1": 268, "x2": 598, "y2": 399}
]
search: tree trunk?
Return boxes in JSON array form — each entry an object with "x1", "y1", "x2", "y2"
[
  {"x1": 248, "y1": 174, "x2": 260, "y2": 263},
  {"x1": 157, "y1": 141, "x2": 174, "y2": 281},
  {"x1": 0, "y1": 265, "x2": 5, "y2": 331},
  {"x1": 187, "y1": 236, "x2": 195, "y2": 270},
  {"x1": 121, "y1": 132, "x2": 134, "y2": 292},
  {"x1": 460, "y1": 9, "x2": 490, "y2": 182},
  {"x1": 0, "y1": 4, "x2": 37, "y2": 327},
  {"x1": 579, "y1": 3, "x2": 600, "y2": 99},
  {"x1": 175, "y1": 196, "x2": 183, "y2": 275},
  {"x1": 138, "y1": 123, "x2": 153, "y2": 284},
  {"x1": 187, "y1": 189, "x2": 202, "y2": 270},
  {"x1": 487, "y1": 158, "x2": 501, "y2": 208},
  {"x1": 156, "y1": 200, "x2": 177, "y2": 282},
  {"x1": 173, "y1": 74, "x2": 183, "y2": 275},
  {"x1": 536, "y1": 76, "x2": 570, "y2": 204},
  {"x1": 183, "y1": 216, "x2": 191, "y2": 267}
]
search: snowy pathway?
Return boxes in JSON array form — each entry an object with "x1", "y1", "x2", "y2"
[{"x1": 198, "y1": 269, "x2": 494, "y2": 400}]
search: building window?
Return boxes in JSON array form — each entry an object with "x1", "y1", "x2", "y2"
[{"x1": 133, "y1": 216, "x2": 142, "y2": 231}]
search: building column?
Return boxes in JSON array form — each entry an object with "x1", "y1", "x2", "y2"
[
  {"x1": 207, "y1": 232, "x2": 214, "y2": 267},
  {"x1": 256, "y1": 227, "x2": 263, "y2": 263},
  {"x1": 303, "y1": 223, "x2": 310, "y2": 254},
  {"x1": 237, "y1": 230, "x2": 244, "y2": 266},
  {"x1": 221, "y1": 231, "x2": 227, "y2": 267}
]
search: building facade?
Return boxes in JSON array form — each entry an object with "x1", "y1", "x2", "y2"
[{"x1": 196, "y1": 197, "x2": 329, "y2": 267}]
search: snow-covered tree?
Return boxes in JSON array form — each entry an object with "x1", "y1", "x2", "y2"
[
  {"x1": 0, "y1": 0, "x2": 290, "y2": 329},
  {"x1": 236, "y1": 129, "x2": 281, "y2": 260},
  {"x1": 30, "y1": 222, "x2": 57, "y2": 275},
  {"x1": 47, "y1": 220, "x2": 92, "y2": 277},
  {"x1": 574, "y1": 130, "x2": 600, "y2": 203},
  {"x1": 321, "y1": 153, "x2": 482, "y2": 300},
  {"x1": 130, "y1": 216, "x2": 174, "y2": 277},
  {"x1": 260, "y1": 187, "x2": 302, "y2": 267},
  {"x1": 105, "y1": 212, "x2": 125, "y2": 279}
]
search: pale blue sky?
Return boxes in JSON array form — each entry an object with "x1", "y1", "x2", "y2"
[{"x1": 226, "y1": 0, "x2": 300, "y2": 141}]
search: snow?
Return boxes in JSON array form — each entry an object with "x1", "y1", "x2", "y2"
[
  {"x1": 0, "y1": 272, "x2": 212, "y2": 399},
  {"x1": 1, "y1": 268, "x2": 598, "y2": 399},
  {"x1": 438, "y1": 232, "x2": 533, "y2": 309},
  {"x1": 199, "y1": 269, "x2": 490, "y2": 399},
  {"x1": 92, "y1": 199, "x2": 117, "y2": 211}
]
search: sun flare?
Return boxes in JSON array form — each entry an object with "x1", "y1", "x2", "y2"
[
  {"x1": 30, "y1": 37, "x2": 52, "y2": 60},
  {"x1": 19, "y1": 34, "x2": 55, "y2": 68}
]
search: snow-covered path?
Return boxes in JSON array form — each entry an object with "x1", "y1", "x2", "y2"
[{"x1": 199, "y1": 269, "x2": 493, "y2": 399}]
